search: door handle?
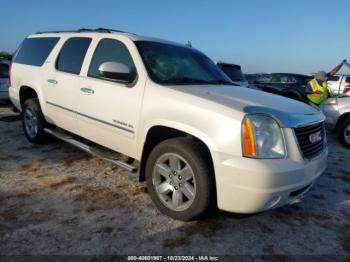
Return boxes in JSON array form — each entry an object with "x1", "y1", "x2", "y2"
[
  {"x1": 47, "y1": 79, "x2": 58, "y2": 84},
  {"x1": 80, "y1": 87, "x2": 95, "y2": 94}
]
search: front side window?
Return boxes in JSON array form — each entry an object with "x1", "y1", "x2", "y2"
[
  {"x1": 56, "y1": 37, "x2": 92, "y2": 74},
  {"x1": 14, "y1": 37, "x2": 60, "y2": 67},
  {"x1": 135, "y1": 41, "x2": 233, "y2": 85},
  {"x1": 88, "y1": 38, "x2": 136, "y2": 80},
  {"x1": 0, "y1": 63, "x2": 9, "y2": 78},
  {"x1": 271, "y1": 75, "x2": 290, "y2": 84},
  {"x1": 256, "y1": 75, "x2": 272, "y2": 83}
]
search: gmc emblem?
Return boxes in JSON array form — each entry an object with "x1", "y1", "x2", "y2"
[{"x1": 309, "y1": 131, "x2": 322, "y2": 144}]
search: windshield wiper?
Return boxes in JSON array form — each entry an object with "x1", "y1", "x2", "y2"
[
  {"x1": 163, "y1": 77, "x2": 237, "y2": 85},
  {"x1": 207, "y1": 79, "x2": 238, "y2": 86},
  {"x1": 163, "y1": 77, "x2": 214, "y2": 85}
]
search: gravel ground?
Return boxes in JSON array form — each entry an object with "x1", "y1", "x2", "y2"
[{"x1": 0, "y1": 102, "x2": 349, "y2": 256}]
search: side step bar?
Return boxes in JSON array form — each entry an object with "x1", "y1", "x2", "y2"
[{"x1": 44, "y1": 128, "x2": 137, "y2": 173}]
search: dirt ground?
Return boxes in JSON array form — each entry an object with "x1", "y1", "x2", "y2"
[{"x1": 0, "y1": 102, "x2": 349, "y2": 256}]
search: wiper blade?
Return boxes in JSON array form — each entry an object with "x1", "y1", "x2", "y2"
[
  {"x1": 163, "y1": 77, "x2": 236, "y2": 85},
  {"x1": 163, "y1": 77, "x2": 214, "y2": 84},
  {"x1": 208, "y1": 79, "x2": 238, "y2": 85}
]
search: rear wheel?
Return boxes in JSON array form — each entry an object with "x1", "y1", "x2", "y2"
[
  {"x1": 145, "y1": 138, "x2": 213, "y2": 221},
  {"x1": 338, "y1": 117, "x2": 350, "y2": 148},
  {"x1": 22, "y1": 98, "x2": 50, "y2": 144}
]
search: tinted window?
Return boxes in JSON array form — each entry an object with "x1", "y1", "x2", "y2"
[
  {"x1": 256, "y1": 75, "x2": 272, "y2": 83},
  {"x1": 14, "y1": 37, "x2": 59, "y2": 66},
  {"x1": 0, "y1": 63, "x2": 9, "y2": 78},
  {"x1": 345, "y1": 77, "x2": 350, "y2": 84},
  {"x1": 221, "y1": 66, "x2": 246, "y2": 82},
  {"x1": 88, "y1": 38, "x2": 136, "y2": 79},
  {"x1": 271, "y1": 75, "x2": 290, "y2": 83},
  {"x1": 56, "y1": 37, "x2": 91, "y2": 74},
  {"x1": 136, "y1": 41, "x2": 232, "y2": 85},
  {"x1": 328, "y1": 75, "x2": 340, "y2": 81}
]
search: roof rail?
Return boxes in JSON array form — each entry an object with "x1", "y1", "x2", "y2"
[{"x1": 35, "y1": 28, "x2": 135, "y2": 35}]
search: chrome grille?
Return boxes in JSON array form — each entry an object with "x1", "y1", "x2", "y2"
[{"x1": 294, "y1": 122, "x2": 325, "y2": 159}]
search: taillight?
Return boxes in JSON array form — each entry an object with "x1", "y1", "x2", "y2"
[
  {"x1": 8, "y1": 63, "x2": 12, "y2": 88},
  {"x1": 344, "y1": 86, "x2": 350, "y2": 93}
]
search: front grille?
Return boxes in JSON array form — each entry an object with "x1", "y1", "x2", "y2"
[{"x1": 294, "y1": 121, "x2": 325, "y2": 159}]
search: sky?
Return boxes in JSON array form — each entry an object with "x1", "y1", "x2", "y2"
[{"x1": 1, "y1": 0, "x2": 350, "y2": 74}]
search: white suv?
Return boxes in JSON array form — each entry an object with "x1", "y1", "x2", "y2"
[{"x1": 9, "y1": 28, "x2": 327, "y2": 220}]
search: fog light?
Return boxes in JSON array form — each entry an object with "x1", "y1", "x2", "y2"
[{"x1": 264, "y1": 195, "x2": 281, "y2": 209}]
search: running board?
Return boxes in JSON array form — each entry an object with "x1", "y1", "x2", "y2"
[{"x1": 44, "y1": 128, "x2": 137, "y2": 173}]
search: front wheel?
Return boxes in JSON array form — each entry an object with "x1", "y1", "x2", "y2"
[
  {"x1": 338, "y1": 117, "x2": 350, "y2": 148},
  {"x1": 145, "y1": 138, "x2": 214, "y2": 221}
]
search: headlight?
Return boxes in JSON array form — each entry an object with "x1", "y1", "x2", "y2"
[{"x1": 242, "y1": 114, "x2": 285, "y2": 159}]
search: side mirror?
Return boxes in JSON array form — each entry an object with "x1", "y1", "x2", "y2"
[{"x1": 98, "y1": 62, "x2": 135, "y2": 83}]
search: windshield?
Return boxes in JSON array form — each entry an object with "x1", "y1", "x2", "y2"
[
  {"x1": 135, "y1": 41, "x2": 234, "y2": 85},
  {"x1": 221, "y1": 65, "x2": 246, "y2": 82}
]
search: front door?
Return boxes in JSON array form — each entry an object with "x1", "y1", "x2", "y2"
[{"x1": 77, "y1": 38, "x2": 145, "y2": 158}]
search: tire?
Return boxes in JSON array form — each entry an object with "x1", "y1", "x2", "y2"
[
  {"x1": 337, "y1": 117, "x2": 350, "y2": 148},
  {"x1": 21, "y1": 98, "x2": 50, "y2": 144},
  {"x1": 145, "y1": 138, "x2": 214, "y2": 221}
]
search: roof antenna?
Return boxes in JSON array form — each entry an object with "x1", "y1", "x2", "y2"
[{"x1": 186, "y1": 41, "x2": 192, "y2": 48}]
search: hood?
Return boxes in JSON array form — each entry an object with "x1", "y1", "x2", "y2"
[{"x1": 170, "y1": 84, "x2": 324, "y2": 128}]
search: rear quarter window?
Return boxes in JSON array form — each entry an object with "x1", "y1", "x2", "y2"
[{"x1": 14, "y1": 37, "x2": 60, "y2": 66}]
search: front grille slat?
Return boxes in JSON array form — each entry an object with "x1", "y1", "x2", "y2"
[{"x1": 294, "y1": 122, "x2": 325, "y2": 159}]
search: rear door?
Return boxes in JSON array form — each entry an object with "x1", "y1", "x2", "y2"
[
  {"x1": 44, "y1": 37, "x2": 92, "y2": 134},
  {"x1": 76, "y1": 37, "x2": 145, "y2": 158}
]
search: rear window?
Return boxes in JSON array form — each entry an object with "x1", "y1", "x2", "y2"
[
  {"x1": 0, "y1": 63, "x2": 9, "y2": 78},
  {"x1": 56, "y1": 37, "x2": 92, "y2": 75},
  {"x1": 328, "y1": 75, "x2": 340, "y2": 81},
  {"x1": 345, "y1": 77, "x2": 350, "y2": 83},
  {"x1": 221, "y1": 66, "x2": 246, "y2": 82},
  {"x1": 14, "y1": 37, "x2": 60, "y2": 66}
]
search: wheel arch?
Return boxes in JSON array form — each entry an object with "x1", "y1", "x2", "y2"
[
  {"x1": 138, "y1": 123, "x2": 216, "y2": 184},
  {"x1": 281, "y1": 89, "x2": 303, "y2": 101},
  {"x1": 336, "y1": 112, "x2": 350, "y2": 131}
]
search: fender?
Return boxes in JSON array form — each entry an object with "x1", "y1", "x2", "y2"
[
  {"x1": 18, "y1": 81, "x2": 46, "y2": 114},
  {"x1": 137, "y1": 119, "x2": 218, "y2": 160}
]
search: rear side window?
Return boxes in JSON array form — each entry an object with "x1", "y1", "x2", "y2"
[
  {"x1": 56, "y1": 37, "x2": 91, "y2": 74},
  {"x1": 0, "y1": 63, "x2": 9, "y2": 78},
  {"x1": 88, "y1": 38, "x2": 136, "y2": 79},
  {"x1": 14, "y1": 37, "x2": 59, "y2": 66}
]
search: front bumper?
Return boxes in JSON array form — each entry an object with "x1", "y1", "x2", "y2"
[{"x1": 212, "y1": 143, "x2": 327, "y2": 214}]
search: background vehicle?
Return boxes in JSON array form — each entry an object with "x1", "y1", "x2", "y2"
[
  {"x1": 217, "y1": 62, "x2": 249, "y2": 87},
  {"x1": 0, "y1": 60, "x2": 10, "y2": 101},
  {"x1": 327, "y1": 75, "x2": 350, "y2": 96},
  {"x1": 249, "y1": 73, "x2": 312, "y2": 102},
  {"x1": 322, "y1": 96, "x2": 350, "y2": 148},
  {"x1": 9, "y1": 28, "x2": 327, "y2": 221}
]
